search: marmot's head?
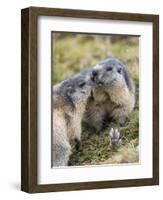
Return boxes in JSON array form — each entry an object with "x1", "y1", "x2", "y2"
[
  {"x1": 60, "y1": 74, "x2": 92, "y2": 107},
  {"x1": 91, "y1": 58, "x2": 133, "y2": 92}
]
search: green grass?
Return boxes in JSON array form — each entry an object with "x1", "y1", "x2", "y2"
[
  {"x1": 69, "y1": 109, "x2": 139, "y2": 166},
  {"x1": 52, "y1": 32, "x2": 139, "y2": 165}
]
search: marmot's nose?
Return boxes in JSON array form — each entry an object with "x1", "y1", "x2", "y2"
[
  {"x1": 91, "y1": 70, "x2": 98, "y2": 82},
  {"x1": 92, "y1": 69, "x2": 98, "y2": 77}
]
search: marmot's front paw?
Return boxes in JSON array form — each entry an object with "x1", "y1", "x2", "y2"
[
  {"x1": 118, "y1": 117, "x2": 126, "y2": 127},
  {"x1": 108, "y1": 128, "x2": 122, "y2": 151},
  {"x1": 74, "y1": 138, "x2": 81, "y2": 151}
]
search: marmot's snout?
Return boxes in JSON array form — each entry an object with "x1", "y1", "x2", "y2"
[
  {"x1": 91, "y1": 58, "x2": 128, "y2": 88},
  {"x1": 91, "y1": 69, "x2": 97, "y2": 82},
  {"x1": 91, "y1": 69, "x2": 104, "y2": 86}
]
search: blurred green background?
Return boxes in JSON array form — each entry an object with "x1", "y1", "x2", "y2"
[
  {"x1": 52, "y1": 32, "x2": 139, "y2": 166},
  {"x1": 52, "y1": 32, "x2": 139, "y2": 86}
]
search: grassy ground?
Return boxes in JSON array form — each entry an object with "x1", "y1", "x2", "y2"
[{"x1": 52, "y1": 32, "x2": 139, "y2": 165}]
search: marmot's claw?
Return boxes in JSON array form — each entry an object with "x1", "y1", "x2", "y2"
[{"x1": 108, "y1": 128, "x2": 122, "y2": 151}]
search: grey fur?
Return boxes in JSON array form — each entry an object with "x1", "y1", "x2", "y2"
[
  {"x1": 84, "y1": 58, "x2": 135, "y2": 131},
  {"x1": 53, "y1": 74, "x2": 92, "y2": 166}
]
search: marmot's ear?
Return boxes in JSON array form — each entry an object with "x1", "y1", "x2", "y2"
[{"x1": 122, "y1": 66, "x2": 132, "y2": 91}]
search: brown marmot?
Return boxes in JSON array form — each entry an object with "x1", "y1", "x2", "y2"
[
  {"x1": 52, "y1": 73, "x2": 92, "y2": 166},
  {"x1": 83, "y1": 58, "x2": 135, "y2": 132}
]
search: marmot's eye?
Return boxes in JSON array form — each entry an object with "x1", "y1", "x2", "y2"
[
  {"x1": 106, "y1": 66, "x2": 112, "y2": 71},
  {"x1": 67, "y1": 86, "x2": 74, "y2": 93},
  {"x1": 118, "y1": 67, "x2": 122, "y2": 74},
  {"x1": 67, "y1": 87, "x2": 74, "y2": 94},
  {"x1": 78, "y1": 82, "x2": 86, "y2": 88}
]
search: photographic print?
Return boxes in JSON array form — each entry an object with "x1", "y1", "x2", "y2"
[
  {"x1": 52, "y1": 32, "x2": 139, "y2": 167},
  {"x1": 21, "y1": 7, "x2": 159, "y2": 193}
]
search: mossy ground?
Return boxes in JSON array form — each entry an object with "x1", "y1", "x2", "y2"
[{"x1": 52, "y1": 33, "x2": 139, "y2": 165}]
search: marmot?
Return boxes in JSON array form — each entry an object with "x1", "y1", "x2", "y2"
[
  {"x1": 52, "y1": 73, "x2": 92, "y2": 166},
  {"x1": 84, "y1": 58, "x2": 135, "y2": 132}
]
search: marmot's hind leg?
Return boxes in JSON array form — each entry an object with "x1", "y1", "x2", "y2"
[{"x1": 53, "y1": 141, "x2": 71, "y2": 167}]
